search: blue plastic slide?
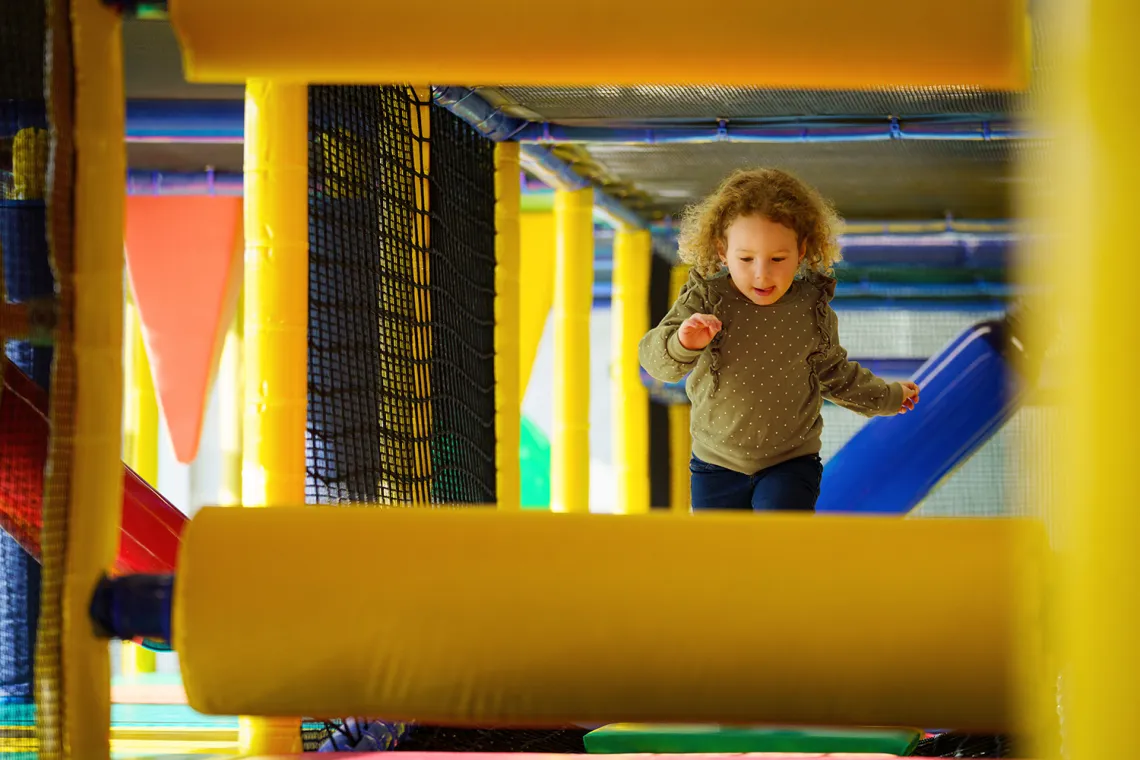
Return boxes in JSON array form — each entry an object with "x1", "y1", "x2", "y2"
[{"x1": 815, "y1": 313, "x2": 1033, "y2": 514}]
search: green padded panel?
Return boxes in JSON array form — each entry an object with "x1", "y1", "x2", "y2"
[{"x1": 584, "y1": 723, "x2": 923, "y2": 755}]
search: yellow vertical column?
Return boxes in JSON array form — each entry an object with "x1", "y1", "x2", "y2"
[
  {"x1": 668, "y1": 264, "x2": 692, "y2": 514},
  {"x1": 52, "y1": 0, "x2": 125, "y2": 755},
  {"x1": 611, "y1": 228, "x2": 650, "y2": 514},
  {"x1": 240, "y1": 79, "x2": 308, "y2": 754},
  {"x1": 494, "y1": 143, "x2": 521, "y2": 510},
  {"x1": 551, "y1": 188, "x2": 593, "y2": 513},
  {"x1": 1043, "y1": 2, "x2": 1140, "y2": 759},
  {"x1": 120, "y1": 292, "x2": 157, "y2": 674}
]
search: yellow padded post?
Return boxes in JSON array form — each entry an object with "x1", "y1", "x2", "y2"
[
  {"x1": 121, "y1": 293, "x2": 158, "y2": 675},
  {"x1": 519, "y1": 211, "x2": 556, "y2": 395},
  {"x1": 551, "y1": 188, "x2": 593, "y2": 513},
  {"x1": 611, "y1": 228, "x2": 650, "y2": 514},
  {"x1": 495, "y1": 142, "x2": 522, "y2": 510},
  {"x1": 1033, "y1": 1, "x2": 1140, "y2": 758},
  {"x1": 218, "y1": 289, "x2": 243, "y2": 506},
  {"x1": 667, "y1": 265, "x2": 692, "y2": 514},
  {"x1": 240, "y1": 78, "x2": 308, "y2": 754},
  {"x1": 48, "y1": 0, "x2": 126, "y2": 756}
]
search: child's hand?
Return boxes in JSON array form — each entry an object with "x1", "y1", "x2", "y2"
[
  {"x1": 678, "y1": 313, "x2": 722, "y2": 351},
  {"x1": 898, "y1": 381, "x2": 920, "y2": 414}
]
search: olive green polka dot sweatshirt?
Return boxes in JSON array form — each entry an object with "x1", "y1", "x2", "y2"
[{"x1": 639, "y1": 268, "x2": 904, "y2": 476}]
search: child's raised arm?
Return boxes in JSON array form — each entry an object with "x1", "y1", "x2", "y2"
[{"x1": 638, "y1": 277, "x2": 717, "y2": 383}]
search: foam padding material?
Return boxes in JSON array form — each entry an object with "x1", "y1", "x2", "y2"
[
  {"x1": 174, "y1": 507, "x2": 1044, "y2": 731},
  {"x1": 583, "y1": 724, "x2": 923, "y2": 755},
  {"x1": 169, "y1": 0, "x2": 1029, "y2": 90}
]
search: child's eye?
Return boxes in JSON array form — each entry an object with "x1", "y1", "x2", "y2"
[
  {"x1": 739, "y1": 257, "x2": 753, "y2": 263},
  {"x1": 772, "y1": 257, "x2": 786, "y2": 263}
]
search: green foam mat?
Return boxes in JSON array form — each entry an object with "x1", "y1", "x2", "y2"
[{"x1": 583, "y1": 723, "x2": 923, "y2": 755}]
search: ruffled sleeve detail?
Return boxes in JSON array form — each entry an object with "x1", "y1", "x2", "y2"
[{"x1": 806, "y1": 272, "x2": 903, "y2": 417}]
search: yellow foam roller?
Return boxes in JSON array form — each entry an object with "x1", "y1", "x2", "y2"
[
  {"x1": 174, "y1": 507, "x2": 1044, "y2": 731},
  {"x1": 169, "y1": 0, "x2": 1030, "y2": 90}
]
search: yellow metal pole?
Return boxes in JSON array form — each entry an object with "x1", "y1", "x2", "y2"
[
  {"x1": 494, "y1": 142, "x2": 521, "y2": 510},
  {"x1": 611, "y1": 228, "x2": 650, "y2": 514},
  {"x1": 668, "y1": 264, "x2": 691, "y2": 514},
  {"x1": 239, "y1": 78, "x2": 308, "y2": 754},
  {"x1": 120, "y1": 291, "x2": 158, "y2": 674},
  {"x1": 1039, "y1": 2, "x2": 1140, "y2": 758},
  {"x1": 551, "y1": 188, "x2": 593, "y2": 513}
]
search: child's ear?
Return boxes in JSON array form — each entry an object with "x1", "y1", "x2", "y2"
[
  {"x1": 798, "y1": 239, "x2": 808, "y2": 262},
  {"x1": 716, "y1": 240, "x2": 727, "y2": 264}
]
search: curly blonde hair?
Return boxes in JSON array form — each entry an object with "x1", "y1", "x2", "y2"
[{"x1": 677, "y1": 167, "x2": 843, "y2": 279}]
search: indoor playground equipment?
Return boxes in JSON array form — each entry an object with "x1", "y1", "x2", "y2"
[
  {"x1": 0, "y1": 1, "x2": 1130, "y2": 760},
  {"x1": 0, "y1": 357, "x2": 185, "y2": 575}
]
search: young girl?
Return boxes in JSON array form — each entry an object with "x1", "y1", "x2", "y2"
[{"x1": 639, "y1": 168, "x2": 920, "y2": 512}]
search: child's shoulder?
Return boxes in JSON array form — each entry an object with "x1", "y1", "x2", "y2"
[
  {"x1": 799, "y1": 270, "x2": 837, "y2": 304},
  {"x1": 679, "y1": 267, "x2": 733, "y2": 301}
]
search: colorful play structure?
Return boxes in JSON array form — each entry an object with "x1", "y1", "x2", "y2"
[{"x1": 0, "y1": 0, "x2": 1132, "y2": 759}]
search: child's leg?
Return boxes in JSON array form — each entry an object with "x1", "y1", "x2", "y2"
[
  {"x1": 689, "y1": 455, "x2": 752, "y2": 511},
  {"x1": 750, "y1": 455, "x2": 822, "y2": 512}
]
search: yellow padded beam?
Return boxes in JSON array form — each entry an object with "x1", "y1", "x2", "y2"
[
  {"x1": 239, "y1": 79, "x2": 309, "y2": 754},
  {"x1": 174, "y1": 507, "x2": 1044, "y2": 732},
  {"x1": 168, "y1": 0, "x2": 1030, "y2": 89}
]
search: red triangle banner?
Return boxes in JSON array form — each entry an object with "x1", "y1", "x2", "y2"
[{"x1": 125, "y1": 195, "x2": 243, "y2": 464}]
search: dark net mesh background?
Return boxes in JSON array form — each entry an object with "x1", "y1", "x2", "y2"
[
  {"x1": 305, "y1": 84, "x2": 512, "y2": 750},
  {"x1": 0, "y1": 0, "x2": 55, "y2": 753},
  {"x1": 307, "y1": 85, "x2": 496, "y2": 508},
  {"x1": 570, "y1": 139, "x2": 1045, "y2": 220},
  {"x1": 480, "y1": 84, "x2": 1019, "y2": 122}
]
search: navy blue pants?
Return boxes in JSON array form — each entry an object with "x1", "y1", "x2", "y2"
[{"x1": 690, "y1": 453, "x2": 822, "y2": 512}]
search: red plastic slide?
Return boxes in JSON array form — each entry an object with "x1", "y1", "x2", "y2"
[{"x1": 0, "y1": 357, "x2": 185, "y2": 574}]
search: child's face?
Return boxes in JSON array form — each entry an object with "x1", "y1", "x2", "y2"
[{"x1": 718, "y1": 214, "x2": 805, "y2": 306}]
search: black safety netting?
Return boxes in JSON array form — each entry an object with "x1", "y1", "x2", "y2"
[
  {"x1": 307, "y1": 84, "x2": 497, "y2": 508},
  {"x1": 304, "y1": 83, "x2": 510, "y2": 751},
  {"x1": 914, "y1": 732, "x2": 1017, "y2": 757}
]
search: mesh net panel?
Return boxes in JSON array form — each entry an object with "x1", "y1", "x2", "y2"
[
  {"x1": 307, "y1": 85, "x2": 497, "y2": 507},
  {"x1": 913, "y1": 732, "x2": 1016, "y2": 757},
  {"x1": 0, "y1": 0, "x2": 57, "y2": 754},
  {"x1": 817, "y1": 304, "x2": 1060, "y2": 529},
  {"x1": 305, "y1": 84, "x2": 501, "y2": 750},
  {"x1": 565, "y1": 139, "x2": 1045, "y2": 220},
  {"x1": 480, "y1": 84, "x2": 1020, "y2": 122}
]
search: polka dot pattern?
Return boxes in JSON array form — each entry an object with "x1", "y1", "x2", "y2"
[{"x1": 638, "y1": 268, "x2": 905, "y2": 475}]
